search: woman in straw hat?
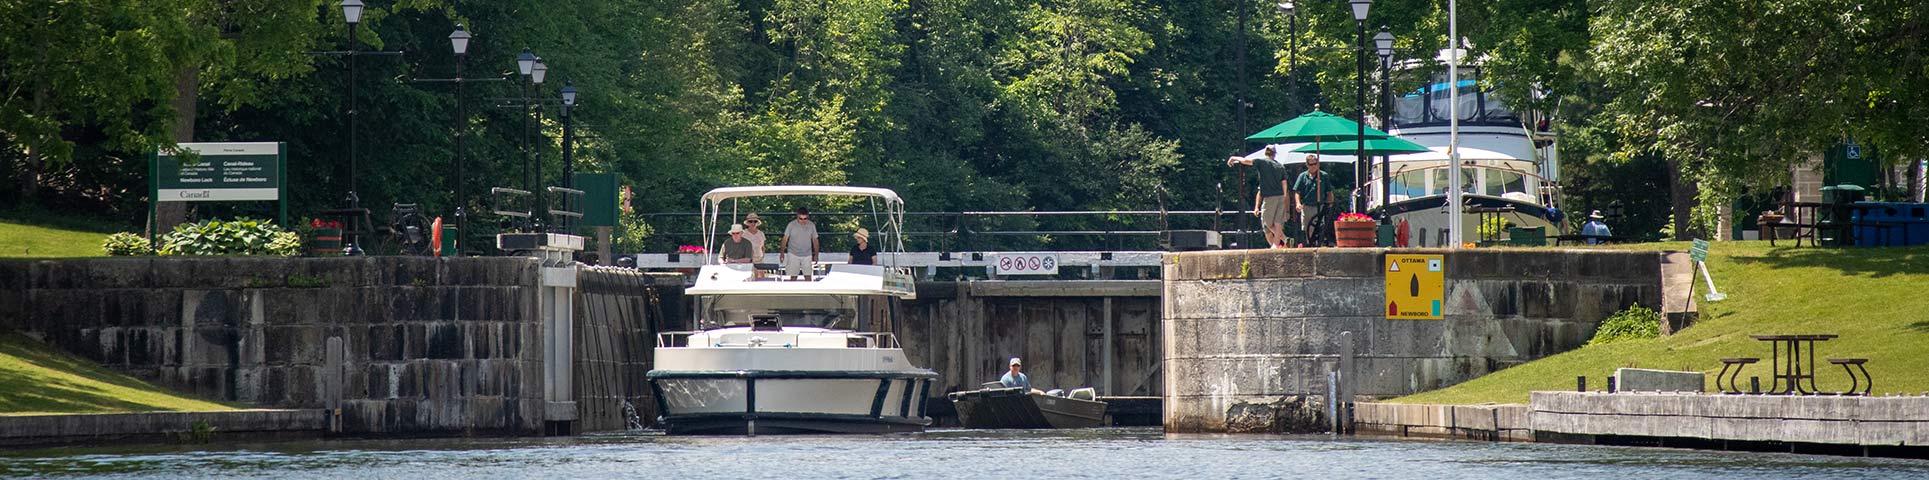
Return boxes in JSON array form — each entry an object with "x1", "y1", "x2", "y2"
[{"x1": 848, "y1": 227, "x2": 877, "y2": 265}]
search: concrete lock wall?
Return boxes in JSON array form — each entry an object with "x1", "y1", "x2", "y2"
[
  {"x1": 1162, "y1": 249, "x2": 1663, "y2": 433},
  {"x1": 897, "y1": 281, "x2": 1163, "y2": 399},
  {"x1": 0, "y1": 257, "x2": 548, "y2": 435}
]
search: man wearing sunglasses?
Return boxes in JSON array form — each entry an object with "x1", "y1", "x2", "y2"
[{"x1": 779, "y1": 206, "x2": 819, "y2": 276}]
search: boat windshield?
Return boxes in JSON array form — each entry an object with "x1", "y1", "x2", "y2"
[
  {"x1": 698, "y1": 294, "x2": 870, "y2": 330},
  {"x1": 1390, "y1": 73, "x2": 1524, "y2": 129}
]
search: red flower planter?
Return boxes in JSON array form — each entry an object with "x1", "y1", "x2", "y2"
[{"x1": 1333, "y1": 221, "x2": 1377, "y2": 247}]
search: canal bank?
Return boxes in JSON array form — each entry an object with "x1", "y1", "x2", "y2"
[
  {"x1": 0, "y1": 410, "x2": 326, "y2": 447},
  {"x1": 1161, "y1": 248, "x2": 1665, "y2": 433}
]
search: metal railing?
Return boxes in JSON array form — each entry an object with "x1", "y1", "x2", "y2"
[{"x1": 631, "y1": 210, "x2": 1263, "y2": 253}]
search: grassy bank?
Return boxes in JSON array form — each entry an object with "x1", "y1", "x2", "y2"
[
  {"x1": 1394, "y1": 241, "x2": 1929, "y2": 405},
  {"x1": 0, "y1": 220, "x2": 110, "y2": 258},
  {"x1": 0, "y1": 332, "x2": 234, "y2": 415}
]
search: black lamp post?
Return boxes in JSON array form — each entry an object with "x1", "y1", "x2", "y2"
[
  {"x1": 341, "y1": 0, "x2": 365, "y2": 255},
  {"x1": 560, "y1": 81, "x2": 578, "y2": 191},
  {"x1": 1279, "y1": 2, "x2": 1296, "y2": 97},
  {"x1": 514, "y1": 49, "x2": 538, "y2": 231},
  {"x1": 1349, "y1": 0, "x2": 1372, "y2": 214},
  {"x1": 449, "y1": 25, "x2": 471, "y2": 253},
  {"x1": 529, "y1": 58, "x2": 548, "y2": 230},
  {"x1": 1375, "y1": 27, "x2": 1394, "y2": 225}
]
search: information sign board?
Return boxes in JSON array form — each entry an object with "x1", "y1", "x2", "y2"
[{"x1": 1385, "y1": 254, "x2": 1445, "y2": 320}]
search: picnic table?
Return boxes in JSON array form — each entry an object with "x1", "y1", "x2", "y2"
[
  {"x1": 1749, "y1": 334, "x2": 1837, "y2": 395},
  {"x1": 1764, "y1": 202, "x2": 1903, "y2": 247}
]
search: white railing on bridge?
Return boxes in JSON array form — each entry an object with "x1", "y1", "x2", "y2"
[{"x1": 629, "y1": 251, "x2": 1166, "y2": 275}]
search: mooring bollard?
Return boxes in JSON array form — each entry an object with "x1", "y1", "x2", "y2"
[
  {"x1": 1577, "y1": 376, "x2": 1587, "y2": 392},
  {"x1": 1607, "y1": 376, "x2": 1617, "y2": 393},
  {"x1": 1750, "y1": 376, "x2": 1761, "y2": 394}
]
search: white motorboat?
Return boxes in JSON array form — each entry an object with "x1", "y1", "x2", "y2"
[
  {"x1": 1247, "y1": 50, "x2": 1564, "y2": 246},
  {"x1": 1370, "y1": 60, "x2": 1565, "y2": 246},
  {"x1": 648, "y1": 186, "x2": 935, "y2": 435}
]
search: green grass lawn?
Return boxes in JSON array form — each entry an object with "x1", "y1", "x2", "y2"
[
  {"x1": 1393, "y1": 240, "x2": 1929, "y2": 405},
  {"x1": 0, "y1": 220, "x2": 111, "y2": 258},
  {"x1": 0, "y1": 332, "x2": 234, "y2": 415}
]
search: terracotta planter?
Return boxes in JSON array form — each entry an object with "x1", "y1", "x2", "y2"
[{"x1": 1333, "y1": 221, "x2": 1377, "y2": 247}]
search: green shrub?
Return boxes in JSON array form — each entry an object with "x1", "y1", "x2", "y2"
[
  {"x1": 157, "y1": 218, "x2": 302, "y2": 257},
  {"x1": 102, "y1": 232, "x2": 152, "y2": 256},
  {"x1": 1588, "y1": 305, "x2": 1662, "y2": 346}
]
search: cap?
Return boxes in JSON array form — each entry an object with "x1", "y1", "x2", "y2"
[
  {"x1": 730, "y1": 223, "x2": 745, "y2": 234},
  {"x1": 1009, "y1": 357, "x2": 1022, "y2": 366}
]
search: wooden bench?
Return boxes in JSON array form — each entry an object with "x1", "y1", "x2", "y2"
[
  {"x1": 1717, "y1": 357, "x2": 1760, "y2": 394},
  {"x1": 1827, "y1": 358, "x2": 1872, "y2": 396}
]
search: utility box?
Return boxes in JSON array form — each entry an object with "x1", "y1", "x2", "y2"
[{"x1": 1168, "y1": 230, "x2": 1221, "y2": 251}]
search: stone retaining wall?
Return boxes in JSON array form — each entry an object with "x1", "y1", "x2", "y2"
[
  {"x1": 1163, "y1": 248, "x2": 1664, "y2": 433},
  {"x1": 1353, "y1": 402, "x2": 1532, "y2": 442},
  {"x1": 1532, "y1": 391, "x2": 1929, "y2": 447},
  {"x1": 0, "y1": 257, "x2": 546, "y2": 435},
  {"x1": 0, "y1": 409, "x2": 327, "y2": 447}
]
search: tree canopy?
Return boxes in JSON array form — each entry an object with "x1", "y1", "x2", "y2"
[{"x1": 3, "y1": 0, "x2": 1923, "y2": 246}]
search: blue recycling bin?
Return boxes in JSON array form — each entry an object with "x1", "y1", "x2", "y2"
[{"x1": 1852, "y1": 202, "x2": 1929, "y2": 247}]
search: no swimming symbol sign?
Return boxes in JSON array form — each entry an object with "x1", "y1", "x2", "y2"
[{"x1": 1385, "y1": 254, "x2": 1444, "y2": 320}]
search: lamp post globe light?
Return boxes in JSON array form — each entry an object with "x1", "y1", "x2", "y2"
[
  {"x1": 1349, "y1": 0, "x2": 1372, "y2": 216},
  {"x1": 560, "y1": 81, "x2": 579, "y2": 193},
  {"x1": 1375, "y1": 27, "x2": 1395, "y2": 226},
  {"x1": 1279, "y1": 2, "x2": 1296, "y2": 90},
  {"x1": 530, "y1": 58, "x2": 548, "y2": 230}
]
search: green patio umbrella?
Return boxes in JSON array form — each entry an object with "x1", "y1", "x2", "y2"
[
  {"x1": 1244, "y1": 109, "x2": 1392, "y2": 144},
  {"x1": 1290, "y1": 137, "x2": 1431, "y2": 156}
]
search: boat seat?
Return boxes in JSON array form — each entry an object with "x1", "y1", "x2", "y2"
[
  {"x1": 980, "y1": 381, "x2": 1004, "y2": 389},
  {"x1": 1068, "y1": 387, "x2": 1097, "y2": 401},
  {"x1": 1045, "y1": 389, "x2": 1065, "y2": 397}
]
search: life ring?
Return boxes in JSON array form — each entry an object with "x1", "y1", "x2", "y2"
[{"x1": 431, "y1": 216, "x2": 445, "y2": 256}]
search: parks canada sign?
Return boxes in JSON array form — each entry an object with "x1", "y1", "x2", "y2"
[{"x1": 152, "y1": 142, "x2": 285, "y2": 202}]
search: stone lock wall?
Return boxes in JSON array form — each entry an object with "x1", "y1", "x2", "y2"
[
  {"x1": 0, "y1": 257, "x2": 547, "y2": 435},
  {"x1": 1162, "y1": 248, "x2": 1663, "y2": 433}
]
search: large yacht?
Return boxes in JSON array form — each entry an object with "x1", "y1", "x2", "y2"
[
  {"x1": 647, "y1": 186, "x2": 935, "y2": 435},
  {"x1": 1369, "y1": 50, "x2": 1564, "y2": 245}
]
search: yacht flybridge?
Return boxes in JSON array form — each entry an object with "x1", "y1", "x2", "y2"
[{"x1": 647, "y1": 186, "x2": 935, "y2": 435}]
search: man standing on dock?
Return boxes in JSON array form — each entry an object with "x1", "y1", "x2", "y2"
[
  {"x1": 1228, "y1": 146, "x2": 1291, "y2": 248},
  {"x1": 1293, "y1": 154, "x2": 1337, "y2": 247}
]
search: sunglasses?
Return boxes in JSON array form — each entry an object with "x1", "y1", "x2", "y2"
[{"x1": 745, "y1": 220, "x2": 760, "y2": 224}]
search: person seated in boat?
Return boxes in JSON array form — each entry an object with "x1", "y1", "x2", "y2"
[
  {"x1": 849, "y1": 228, "x2": 877, "y2": 265},
  {"x1": 1001, "y1": 357, "x2": 1045, "y2": 394},
  {"x1": 780, "y1": 206, "x2": 820, "y2": 276},
  {"x1": 1581, "y1": 210, "x2": 1612, "y2": 245},
  {"x1": 721, "y1": 224, "x2": 755, "y2": 264},
  {"x1": 742, "y1": 213, "x2": 769, "y2": 262}
]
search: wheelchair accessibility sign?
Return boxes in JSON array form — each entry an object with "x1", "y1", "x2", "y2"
[{"x1": 1385, "y1": 254, "x2": 1444, "y2": 320}]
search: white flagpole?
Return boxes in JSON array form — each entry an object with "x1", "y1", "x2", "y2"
[{"x1": 1446, "y1": 0, "x2": 1464, "y2": 248}]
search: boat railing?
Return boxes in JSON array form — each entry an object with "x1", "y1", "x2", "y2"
[
  {"x1": 657, "y1": 331, "x2": 708, "y2": 348},
  {"x1": 847, "y1": 332, "x2": 900, "y2": 349}
]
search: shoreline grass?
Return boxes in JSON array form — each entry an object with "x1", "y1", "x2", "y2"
[{"x1": 1393, "y1": 240, "x2": 1929, "y2": 405}]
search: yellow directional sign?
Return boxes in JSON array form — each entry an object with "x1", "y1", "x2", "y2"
[{"x1": 1385, "y1": 254, "x2": 1444, "y2": 320}]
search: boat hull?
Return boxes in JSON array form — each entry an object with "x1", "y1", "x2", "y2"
[
  {"x1": 947, "y1": 387, "x2": 1108, "y2": 429},
  {"x1": 649, "y1": 369, "x2": 938, "y2": 435}
]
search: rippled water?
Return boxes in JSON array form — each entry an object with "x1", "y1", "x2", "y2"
[{"x1": 5, "y1": 428, "x2": 1927, "y2": 479}]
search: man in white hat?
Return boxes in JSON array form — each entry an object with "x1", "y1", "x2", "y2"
[
  {"x1": 720, "y1": 224, "x2": 755, "y2": 263},
  {"x1": 1581, "y1": 210, "x2": 1613, "y2": 245},
  {"x1": 1000, "y1": 357, "x2": 1039, "y2": 393}
]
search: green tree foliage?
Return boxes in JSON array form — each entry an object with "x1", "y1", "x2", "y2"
[{"x1": 9, "y1": 0, "x2": 1921, "y2": 250}]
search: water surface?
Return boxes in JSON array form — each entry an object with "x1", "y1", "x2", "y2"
[{"x1": 5, "y1": 428, "x2": 1927, "y2": 479}]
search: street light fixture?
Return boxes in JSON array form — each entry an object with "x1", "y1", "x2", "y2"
[
  {"x1": 342, "y1": 0, "x2": 363, "y2": 24},
  {"x1": 517, "y1": 49, "x2": 537, "y2": 76},
  {"x1": 448, "y1": 25, "x2": 470, "y2": 55},
  {"x1": 1350, "y1": 0, "x2": 1373, "y2": 216},
  {"x1": 531, "y1": 59, "x2": 547, "y2": 85},
  {"x1": 1375, "y1": 27, "x2": 1395, "y2": 226}
]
